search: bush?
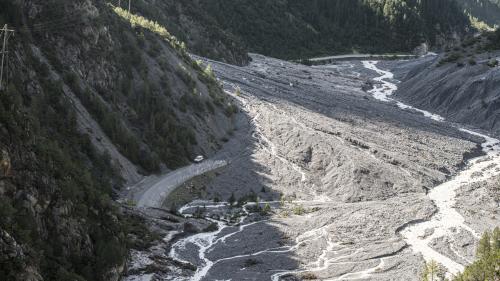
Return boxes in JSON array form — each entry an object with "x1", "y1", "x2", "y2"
[
  {"x1": 204, "y1": 64, "x2": 216, "y2": 81},
  {"x1": 176, "y1": 65, "x2": 197, "y2": 89},
  {"x1": 243, "y1": 258, "x2": 261, "y2": 267},
  {"x1": 228, "y1": 193, "x2": 236, "y2": 206},
  {"x1": 225, "y1": 103, "x2": 238, "y2": 116},
  {"x1": 487, "y1": 59, "x2": 498, "y2": 67},
  {"x1": 204, "y1": 223, "x2": 219, "y2": 232},
  {"x1": 292, "y1": 204, "x2": 306, "y2": 215},
  {"x1": 438, "y1": 52, "x2": 462, "y2": 66},
  {"x1": 261, "y1": 203, "x2": 271, "y2": 215}
]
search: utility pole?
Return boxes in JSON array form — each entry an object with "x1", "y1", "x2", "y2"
[
  {"x1": 128, "y1": 0, "x2": 131, "y2": 13},
  {"x1": 0, "y1": 24, "x2": 14, "y2": 92},
  {"x1": 118, "y1": 0, "x2": 121, "y2": 7}
]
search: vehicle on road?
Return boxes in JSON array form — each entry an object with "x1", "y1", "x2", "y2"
[{"x1": 194, "y1": 155, "x2": 204, "y2": 163}]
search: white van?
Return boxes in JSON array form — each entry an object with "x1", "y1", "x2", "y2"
[{"x1": 194, "y1": 155, "x2": 204, "y2": 163}]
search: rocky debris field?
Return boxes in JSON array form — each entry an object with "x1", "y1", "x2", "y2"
[
  {"x1": 392, "y1": 51, "x2": 500, "y2": 136},
  {"x1": 123, "y1": 54, "x2": 499, "y2": 281}
]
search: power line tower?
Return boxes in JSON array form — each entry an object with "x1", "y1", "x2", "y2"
[{"x1": 0, "y1": 24, "x2": 14, "y2": 92}]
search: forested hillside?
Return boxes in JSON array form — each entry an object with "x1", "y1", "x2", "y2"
[
  {"x1": 198, "y1": 0, "x2": 470, "y2": 59},
  {"x1": 0, "y1": 0, "x2": 235, "y2": 280},
  {"x1": 103, "y1": 0, "x2": 474, "y2": 63},
  {"x1": 456, "y1": 0, "x2": 500, "y2": 27},
  {"x1": 128, "y1": 0, "x2": 250, "y2": 65}
]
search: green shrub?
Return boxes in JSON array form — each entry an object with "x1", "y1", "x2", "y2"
[
  {"x1": 487, "y1": 59, "x2": 498, "y2": 67},
  {"x1": 292, "y1": 204, "x2": 306, "y2": 215},
  {"x1": 438, "y1": 52, "x2": 462, "y2": 66},
  {"x1": 176, "y1": 65, "x2": 197, "y2": 89},
  {"x1": 225, "y1": 103, "x2": 238, "y2": 116},
  {"x1": 243, "y1": 258, "x2": 261, "y2": 267},
  {"x1": 204, "y1": 223, "x2": 219, "y2": 232},
  {"x1": 228, "y1": 193, "x2": 236, "y2": 206},
  {"x1": 261, "y1": 203, "x2": 271, "y2": 215}
]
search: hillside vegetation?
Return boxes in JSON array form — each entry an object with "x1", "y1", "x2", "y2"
[
  {"x1": 106, "y1": 0, "x2": 475, "y2": 63},
  {"x1": 453, "y1": 228, "x2": 500, "y2": 281},
  {"x1": 0, "y1": 0, "x2": 235, "y2": 280},
  {"x1": 128, "y1": 0, "x2": 250, "y2": 65},
  {"x1": 198, "y1": 0, "x2": 470, "y2": 59},
  {"x1": 456, "y1": 0, "x2": 500, "y2": 27}
]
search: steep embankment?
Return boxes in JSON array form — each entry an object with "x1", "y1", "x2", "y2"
[
  {"x1": 395, "y1": 32, "x2": 500, "y2": 136},
  {"x1": 0, "y1": 0, "x2": 235, "y2": 280}
]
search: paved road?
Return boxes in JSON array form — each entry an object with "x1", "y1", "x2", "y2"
[
  {"x1": 308, "y1": 53, "x2": 416, "y2": 62},
  {"x1": 136, "y1": 160, "x2": 227, "y2": 208}
]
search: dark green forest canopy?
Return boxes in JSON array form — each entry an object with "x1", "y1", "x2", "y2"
[{"x1": 200, "y1": 0, "x2": 470, "y2": 59}]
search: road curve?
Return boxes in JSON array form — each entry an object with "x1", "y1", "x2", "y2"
[{"x1": 136, "y1": 160, "x2": 227, "y2": 208}]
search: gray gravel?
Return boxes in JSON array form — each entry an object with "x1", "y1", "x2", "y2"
[{"x1": 124, "y1": 54, "x2": 498, "y2": 281}]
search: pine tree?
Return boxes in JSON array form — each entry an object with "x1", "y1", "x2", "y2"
[
  {"x1": 453, "y1": 227, "x2": 500, "y2": 281},
  {"x1": 477, "y1": 231, "x2": 492, "y2": 259},
  {"x1": 228, "y1": 192, "x2": 236, "y2": 206},
  {"x1": 421, "y1": 260, "x2": 446, "y2": 281}
]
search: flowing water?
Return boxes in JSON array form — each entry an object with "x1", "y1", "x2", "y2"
[
  {"x1": 363, "y1": 60, "x2": 500, "y2": 277},
  {"x1": 166, "y1": 60, "x2": 498, "y2": 281}
]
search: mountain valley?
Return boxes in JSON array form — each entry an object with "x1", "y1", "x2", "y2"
[{"x1": 0, "y1": 1, "x2": 499, "y2": 281}]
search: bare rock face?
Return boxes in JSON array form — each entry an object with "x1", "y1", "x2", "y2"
[
  {"x1": 0, "y1": 230, "x2": 42, "y2": 281},
  {"x1": 0, "y1": 230, "x2": 23, "y2": 262}
]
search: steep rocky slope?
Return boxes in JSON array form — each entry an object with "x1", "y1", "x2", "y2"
[
  {"x1": 394, "y1": 32, "x2": 500, "y2": 137},
  {"x1": 0, "y1": 0, "x2": 235, "y2": 280}
]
